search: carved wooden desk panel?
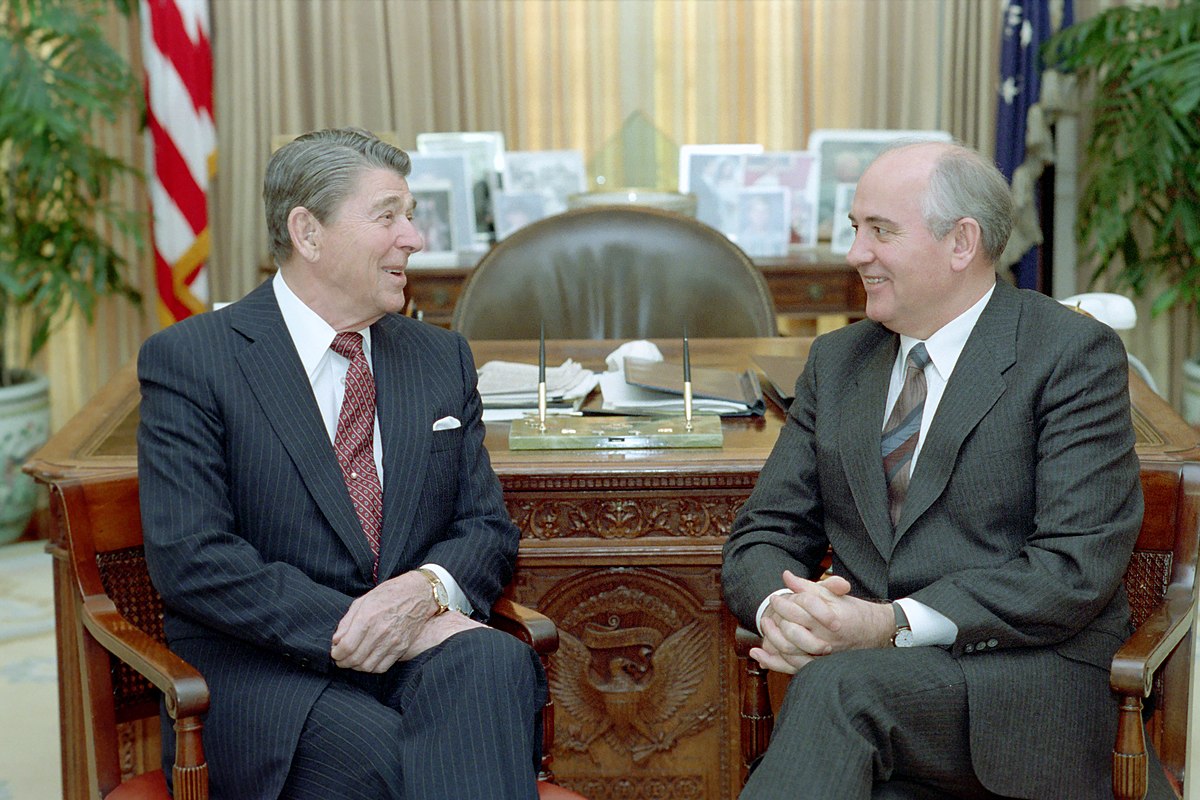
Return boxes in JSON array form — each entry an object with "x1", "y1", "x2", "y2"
[{"x1": 25, "y1": 336, "x2": 1200, "y2": 800}]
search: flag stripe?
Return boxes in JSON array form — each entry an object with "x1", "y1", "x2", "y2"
[
  {"x1": 146, "y1": 0, "x2": 213, "y2": 114},
  {"x1": 142, "y1": 0, "x2": 214, "y2": 326}
]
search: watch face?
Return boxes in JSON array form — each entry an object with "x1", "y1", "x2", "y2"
[{"x1": 892, "y1": 628, "x2": 915, "y2": 648}]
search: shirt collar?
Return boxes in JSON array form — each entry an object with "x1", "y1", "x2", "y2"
[
  {"x1": 897, "y1": 283, "x2": 995, "y2": 380},
  {"x1": 272, "y1": 271, "x2": 373, "y2": 380}
]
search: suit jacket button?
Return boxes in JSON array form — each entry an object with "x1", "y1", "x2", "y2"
[
  {"x1": 965, "y1": 643, "x2": 975, "y2": 653},
  {"x1": 987, "y1": 639, "x2": 998, "y2": 648}
]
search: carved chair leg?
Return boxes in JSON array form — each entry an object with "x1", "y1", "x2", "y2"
[
  {"x1": 740, "y1": 654, "x2": 774, "y2": 782},
  {"x1": 1113, "y1": 694, "x2": 1148, "y2": 800},
  {"x1": 539, "y1": 651, "x2": 556, "y2": 783}
]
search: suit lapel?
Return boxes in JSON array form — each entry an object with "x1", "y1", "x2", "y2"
[
  {"x1": 230, "y1": 282, "x2": 377, "y2": 580},
  {"x1": 840, "y1": 328, "x2": 898, "y2": 560},
  {"x1": 371, "y1": 315, "x2": 433, "y2": 580},
  {"x1": 895, "y1": 280, "x2": 1019, "y2": 540}
]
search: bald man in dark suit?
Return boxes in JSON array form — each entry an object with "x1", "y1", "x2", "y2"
[
  {"x1": 138, "y1": 128, "x2": 544, "y2": 799},
  {"x1": 722, "y1": 142, "x2": 1171, "y2": 799}
]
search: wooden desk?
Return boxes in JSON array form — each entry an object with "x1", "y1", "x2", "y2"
[
  {"x1": 407, "y1": 247, "x2": 867, "y2": 333},
  {"x1": 25, "y1": 337, "x2": 1200, "y2": 800}
]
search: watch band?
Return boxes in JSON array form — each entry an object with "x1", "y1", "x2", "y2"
[
  {"x1": 890, "y1": 601, "x2": 914, "y2": 647},
  {"x1": 417, "y1": 568, "x2": 451, "y2": 616}
]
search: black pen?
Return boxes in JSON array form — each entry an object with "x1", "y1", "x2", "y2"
[
  {"x1": 683, "y1": 326, "x2": 693, "y2": 430},
  {"x1": 537, "y1": 321, "x2": 547, "y2": 431}
]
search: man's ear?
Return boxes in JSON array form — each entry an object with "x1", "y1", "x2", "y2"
[
  {"x1": 287, "y1": 207, "x2": 321, "y2": 262},
  {"x1": 949, "y1": 217, "x2": 982, "y2": 273}
]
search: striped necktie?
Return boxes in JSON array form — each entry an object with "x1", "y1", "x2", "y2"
[
  {"x1": 881, "y1": 343, "x2": 930, "y2": 527},
  {"x1": 331, "y1": 332, "x2": 383, "y2": 578}
]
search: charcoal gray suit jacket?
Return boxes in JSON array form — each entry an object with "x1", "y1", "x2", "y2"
[
  {"x1": 138, "y1": 279, "x2": 519, "y2": 798},
  {"x1": 722, "y1": 279, "x2": 1142, "y2": 798}
]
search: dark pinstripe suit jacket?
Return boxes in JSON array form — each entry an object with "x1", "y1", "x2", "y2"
[
  {"x1": 722, "y1": 279, "x2": 1142, "y2": 799},
  {"x1": 137, "y1": 279, "x2": 519, "y2": 798}
]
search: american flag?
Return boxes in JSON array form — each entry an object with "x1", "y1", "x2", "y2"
[
  {"x1": 140, "y1": 0, "x2": 215, "y2": 325},
  {"x1": 995, "y1": 0, "x2": 1073, "y2": 291}
]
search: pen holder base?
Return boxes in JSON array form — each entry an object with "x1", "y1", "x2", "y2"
[{"x1": 508, "y1": 414, "x2": 724, "y2": 450}]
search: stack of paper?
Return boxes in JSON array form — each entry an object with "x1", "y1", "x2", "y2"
[
  {"x1": 599, "y1": 356, "x2": 764, "y2": 417},
  {"x1": 477, "y1": 359, "x2": 598, "y2": 421}
]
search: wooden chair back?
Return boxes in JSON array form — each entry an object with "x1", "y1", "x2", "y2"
[{"x1": 736, "y1": 460, "x2": 1197, "y2": 799}]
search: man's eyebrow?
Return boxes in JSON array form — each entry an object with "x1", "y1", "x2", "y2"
[
  {"x1": 849, "y1": 212, "x2": 899, "y2": 228},
  {"x1": 370, "y1": 193, "x2": 413, "y2": 213}
]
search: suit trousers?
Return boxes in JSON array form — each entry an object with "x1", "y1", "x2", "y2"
[
  {"x1": 740, "y1": 647, "x2": 1010, "y2": 800},
  {"x1": 280, "y1": 627, "x2": 547, "y2": 800}
]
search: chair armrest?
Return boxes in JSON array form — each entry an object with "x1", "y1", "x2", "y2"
[
  {"x1": 490, "y1": 596, "x2": 560, "y2": 657},
  {"x1": 1110, "y1": 589, "x2": 1196, "y2": 697},
  {"x1": 80, "y1": 596, "x2": 210, "y2": 799},
  {"x1": 736, "y1": 625, "x2": 763, "y2": 657},
  {"x1": 80, "y1": 597, "x2": 209, "y2": 720}
]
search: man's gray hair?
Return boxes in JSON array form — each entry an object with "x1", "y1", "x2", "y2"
[
  {"x1": 263, "y1": 127, "x2": 411, "y2": 265},
  {"x1": 879, "y1": 140, "x2": 1014, "y2": 264}
]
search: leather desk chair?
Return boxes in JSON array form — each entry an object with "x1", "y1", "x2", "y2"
[
  {"x1": 54, "y1": 473, "x2": 587, "y2": 800},
  {"x1": 734, "y1": 460, "x2": 1197, "y2": 799},
  {"x1": 451, "y1": 205, "x2": 779, "y2": 340}
]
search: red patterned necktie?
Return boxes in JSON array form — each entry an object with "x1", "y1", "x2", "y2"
[
  {"x1": 881, "y1": 343, "x2": 930, "y2": 527},
  {"x1": 330, "y1": 332, "x2": 383, "y2": 578}
]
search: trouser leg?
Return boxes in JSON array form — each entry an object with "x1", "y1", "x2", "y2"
[{"x1": 740, "y1": 647, "x2": 1002, "y2": 800}]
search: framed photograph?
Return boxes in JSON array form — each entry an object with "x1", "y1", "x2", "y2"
[
  {"x1": 733, "y1": 186, "x2": 791, "y2": 258},
  {"x1": 807, "y1": 129, "x2": 952, "y2": 239},
  {"x1": 679, "y1": 144, "x2": 764, "y2": 236},
  {"x1": 503, "y1": 150, "x2": 587, "y2": 216},
  {"x1": 417, "y1": 131, "x2": 506, "y2": 242},
  {"x1": 407, "y1": 153, "x2": 476, "y2": 253},
  {"x1": 743, "y1": 151, "x2": 819, "y2": 247},
  {"x1": 409, "y1": 184, "x2": 456, "y2": 255},
  {"x1": 492, "y1": 191, "x2": 548, "y2": 240},
  {"x1": 830, "y1": 182, "x2": 858, "y2": 255}
]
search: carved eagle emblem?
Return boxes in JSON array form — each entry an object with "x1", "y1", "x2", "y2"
[{"x1": 550, "y1": 619, "x2": 715, "y2": 763}]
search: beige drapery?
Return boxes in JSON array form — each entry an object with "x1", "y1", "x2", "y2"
[{"x1": 45, "y1": 0, "x2": 1074, "y2": 430}]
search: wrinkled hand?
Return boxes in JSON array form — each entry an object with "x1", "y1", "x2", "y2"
[
  {"x1": 331, "y1": 571, "x2": 481, "y2": 673},
  {"x1": 751, "y1": 571, "x2": 892, "y2": 674}
]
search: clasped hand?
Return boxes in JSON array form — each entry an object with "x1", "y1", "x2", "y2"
[
  {"x1": 330, "y1": 571, "x2": 484, "y2": 673},
  {"x1": 751, "y1": 570, "x2": 894, "y2": 675}
]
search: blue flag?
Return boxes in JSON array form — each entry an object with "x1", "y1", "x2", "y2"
[{"x1": 995, "y1": 0, "x2": 1073, "y2": 290}]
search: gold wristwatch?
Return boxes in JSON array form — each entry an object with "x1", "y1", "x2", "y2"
[
  {"x1": 417, "y1": 568, "x2": 450, "y2": 616},
  {"x1": 890, "y1": 601, "x2": 914, "y2": 647}
]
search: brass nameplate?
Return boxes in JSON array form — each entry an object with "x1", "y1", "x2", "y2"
[{"x1": 508, "y1": 414, "x2": 724, "y2": 450}]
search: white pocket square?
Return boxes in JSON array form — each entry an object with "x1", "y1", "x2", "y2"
[{"x1": 432, "y1": 416, "x2": 462, "y2": 431}]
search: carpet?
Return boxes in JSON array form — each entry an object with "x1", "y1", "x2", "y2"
[
  {"x1": 0, "y1": 541, "x2": 54, "y2": 644},
  {"x1": 0, "y1": 540, "x2": 60, "y2": 799}
]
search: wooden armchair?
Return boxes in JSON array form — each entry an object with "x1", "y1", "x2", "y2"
[
  {"x1": 735, "y1": 460, "x2": 1198, "y2": 800},
  {"x1": 53, "y1": 473, "x2": 586, "y2": 800}
]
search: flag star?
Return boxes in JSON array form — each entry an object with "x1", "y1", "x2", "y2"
[
  {"x1": 1000, "y1": 77, "x2": 1020, "y2": 104},
  {"x1": 1020, "y1": 19, "x2": 1033, "y2": 47},
  {"x1": 1006, "y1": 2, "x2": 1023, "y2": 34}
]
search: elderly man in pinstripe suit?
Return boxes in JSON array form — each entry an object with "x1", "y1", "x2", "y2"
[
  {"x1": 138, "y1": 128, "x2": 545, "y2": 799},
  {"x1": 722, "y1": 142, "x2": 1172, "y2": 799}
]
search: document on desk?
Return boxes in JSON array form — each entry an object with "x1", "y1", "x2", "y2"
[
  {"x1": 600, "y1": 357, "x2": 764, "y2": 416},
  {"x1": 476, "y1": 359, "x2": 597, "y2": 420}
]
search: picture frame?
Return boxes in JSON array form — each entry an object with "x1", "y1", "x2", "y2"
[
  {"x1": 807, "y1": 129, "x2": 952, "y2": 240},
  {"x1": 492, "y1": 191, "x2": 548, "y2": 240},
  {"x1": 742, "y1": 151, "x2": 819, "y2": 248},
  {"x1": 678, "y1": 144, "x2": 764, "y2": 236},
  {"x1": 416, "y1": 131, "x2": 506, "y2": 242},
  {"x1": 830, "y1": 182, "x2": 858, "y2": 255},
  {"x1": 733, "y1": 186, "x2": 791, "y2": 258},
  {"x1": 406, "y1": 152, "x2": 476, "y2": 254},
  {"x1": 503, "y1": 150, "x2": 587, "y2": 216},
  {"x1": 409, "y1": 184, "x2": 456, "y2": 255}
]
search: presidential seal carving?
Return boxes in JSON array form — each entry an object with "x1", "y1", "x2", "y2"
[{"x1": 544, "y1": 573, "x2": 718, "y2": 765}]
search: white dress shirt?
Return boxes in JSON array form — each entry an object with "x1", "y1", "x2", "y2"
[
  {"x1": 756, "y1": 284, "x2": 996, "y2": 647},
  {"x1": 273, "y1": 271, "x2": 472, "y2": 614}
]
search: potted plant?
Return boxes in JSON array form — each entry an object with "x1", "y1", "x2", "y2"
[
  {"x1": 0, "y1": 0, "x2": 144, "y2": 542},
  {"x1": 1042, "y1": 2, "x2": 1200, "y2": 416}
]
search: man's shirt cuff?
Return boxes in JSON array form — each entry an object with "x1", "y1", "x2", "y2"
[
  {"x1": 895, "y1": 597, "x2": 957, "y2": 646},
  {"x1": 420, "y1": 563, "x2": 474, "y2": 616}
]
